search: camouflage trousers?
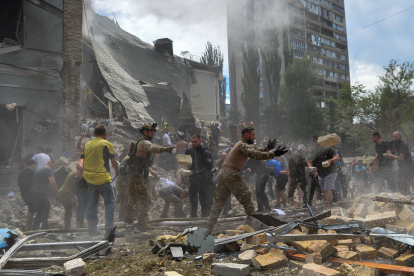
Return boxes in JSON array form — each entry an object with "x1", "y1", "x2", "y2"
[
  {"x1": 206, "y1": 169, "x2": 255, "y2": 231},
  {"x1": 61, "y1": 194, "x2": 77, "y2": 229},
  {"x1": 117, "y1": 179, "x2": 128, "y2": 221},
  {"x1": 125, "y1": 171, "x2": 150, "y2": 223},
  {"x1": 287, "y1": 175, "x2": 308, "y2": 205}
]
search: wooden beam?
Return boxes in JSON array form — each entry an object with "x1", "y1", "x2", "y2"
[
  {"x1": 287, "y1": 253, "x2": 414, "y2": 275},
  {"x1": 26, "y1": 0, "x2": 63, "y2": 19}
]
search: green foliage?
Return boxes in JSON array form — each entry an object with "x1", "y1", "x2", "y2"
[
  {"x1": 261, "y1": 23, "x2": 282, "y2": 138},
  {"x1": 200, "y1": 41, "x2": 227, "y2": 116},
  {"x1": 227, "y1": 108, "x2": 242, "y2": 123},
  {"x1": 241, "y1": 29, "x2": 261, "y2": 127},
  {"x1": 278, "y1": 55, "x2": 324, "y2": 143},
  {"x1": 283, "y1": 26, "x2": 293, "y2": 69}
]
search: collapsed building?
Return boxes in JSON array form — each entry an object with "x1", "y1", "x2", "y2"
[{"x1": 0, "y1": 1, "x2": 222, "y2": 189}]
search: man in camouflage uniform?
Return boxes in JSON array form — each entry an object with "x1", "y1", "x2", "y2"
[
  {"x1": 116, "y1": 155, "x2": 129, "y2": 222},
  {"x1": 124, "y1": 123, "x2": 174, "y2": 230},
  {"x1": 287, "y1": 145, "x2": 309, "y2": 208},
  {"x1": 206, "y1": 127, "x2": 287, "y2": 233}
]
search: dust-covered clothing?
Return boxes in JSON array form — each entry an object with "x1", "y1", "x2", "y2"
[
  {"x1": 32, "y1": 153, "x2": 50, "y2": 169},
  {"x1": 58, "y1": 172, "x2": 77, "y2": 229},
  {"x1": 206, "y1": 168, "x2": 255, "y2": 231},
  {"x1": 159, "y1": 185, "x2": 184, "y2": 218},
  {"x1": 287, "y1": 153, "x2": 308, "y2": 205},
  {"x1": 18, "y1": 168, "x2": 36, "y2": 212},
  {"x1": 31, "y1": 167, "x2": 54, "y2": 195},
  {"x1": 81, "y1": 137, "x2": 115, "y2": 185},
  {"x1": 308, "y1": 146, "x2": 337, "y2": 178},
  {"x1": 223, "y1": 138, "x2": 275, "y2": 171}
]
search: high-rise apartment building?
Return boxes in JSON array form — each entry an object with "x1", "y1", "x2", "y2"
[{"x1": 227, "y1": 0, "x2": 350, "y2": 116}]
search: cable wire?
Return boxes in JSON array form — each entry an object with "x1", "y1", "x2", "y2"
[{"x1": 348, "y1": 5, "x2": 414, "y2": 35}]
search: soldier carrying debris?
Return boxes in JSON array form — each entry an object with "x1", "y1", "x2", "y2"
[
  {"x1": 123, "y1": 123, "x2": 174, "y2": 230},
  {"x1": 206, "y1": 127, "x2": 288, "y2": 233}
]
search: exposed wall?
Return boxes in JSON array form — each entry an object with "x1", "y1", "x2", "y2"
[
  {"x1": 190, "y1": 69, "x2": 220, "y2": 123},
  {"x1": 61, "y1": 0, "x2": 83, "y2": 152}
]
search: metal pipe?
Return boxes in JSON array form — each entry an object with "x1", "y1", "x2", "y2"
[{"x1": 19, "y1": 241, "x2": 101, "y2": 252}]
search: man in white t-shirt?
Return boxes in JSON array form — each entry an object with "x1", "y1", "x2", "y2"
[
  {"x1": 110, "y1": 153, "x2": 120, "y2": 188},
  {"x1": 163, "y1": 129, "x2": 172, "y2": 171},
  {"x1": 32, "y1": 146, "x2": 51, "y2": 169}
]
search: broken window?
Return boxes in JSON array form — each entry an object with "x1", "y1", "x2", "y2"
[
  {"x1": 0, "y1": 106, "x2": 23, "y2": 165},
  {"x1": 0, "y1": 0, "x2": 22, "y2": 43},
  {"x1": 333, "y1": 3, "x2": 344, "y2": 14},
  {"x1": 291, "y1": 39, "x2": 307, "y2": 52}
]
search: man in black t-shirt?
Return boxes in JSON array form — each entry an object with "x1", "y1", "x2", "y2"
[
  {"x1": 370, "y1": 132, "x2": 393, "y2": 192},
  {"x1": 211, "y1": 123, "x2": 221, "y2": 146},
  {"x1": 308, "y1": 136, "x2": 340, "y2": 209},
  {"x1": 18, "y1": 159, "x2": 37, "y2": 231},
  {"x1": 389, "y1": 131, "x2": 412, "y2": 193}
]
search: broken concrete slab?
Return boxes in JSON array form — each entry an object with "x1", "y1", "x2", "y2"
[
  {"x1": 198, "y1": 235, "x2": 215, "y2": 255},
  {"x1": 305, "y1": 253, "x2": 322, "y2": 264},
  {"x1": 64, "y1": 258, "x2": 87, "y2": 276},
  {"x1": 252, "y1": 252, "x2": 288, "y2": 269},
  {"x1": 240, "y1": 243, "x2": 255, "y2": 251},
  {"x1": 246, "y1": 233, "x2": 268, "y2": 245},
  {"x1": 202, "y1": 252, "x2": 214, "y2": 263},
  {"x1": 355, "y1": 245, "x2": 378, "y2": 260},
  {"x1": 211, "y1": 263, "x2": 250, "y2": 276},
  {"x1": 378, "y1": 247, "x2": 399, "y2": 260},
  {"x1": 290, "y1": 241, "x2": 313, "y2": 252},
  {"x1": 337, "y1": 251, "x2": 360, "y2": 260},
  {"x1": 398, "y1": 206, "x2": 414, "y2": 221},
  {"x1": 238, "y1": 250, "x2": 257, "y2": 265},
  {"x1": 302, "y1": 263, "x2": 340, "y2": 276},
  {"x1": 365, "y1": 211, "x2": 397, "y2": 228},
  {"x1": 255, "y1": 247, "x2": 269, "y2": 255},
  {"x1": 308, "y1": 240, "x2": 336, "y2": 259},
  {"x1": 354, "y1": 204, "x2": 367, "y2": 218},
  {"x1": 170, "y1": 247, "x2": 183, "y2": 260}
]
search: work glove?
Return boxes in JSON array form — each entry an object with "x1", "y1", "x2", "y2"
[
  {"x1": 266, "y1": 139, "x2": 278, "y2": 150},
  {"x1": 274, "y1": 145, "x2": 288, "y2": 157}
]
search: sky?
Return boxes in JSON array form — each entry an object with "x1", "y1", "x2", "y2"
[{"x1": 90, "y1": 0, "x2": 414, "y2": 102}]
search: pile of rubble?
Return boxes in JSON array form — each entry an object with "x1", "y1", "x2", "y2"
[{"x1": 149, "y1": 193, "x2": 414, "y2": 276}]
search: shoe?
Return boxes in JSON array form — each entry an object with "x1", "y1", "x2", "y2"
[
  {"x1": 136, "y1": 223, "x2": 155, "y2": 231},
  {"x1": 274, "y1": 202, "x2": 281, "y2": 208},
  {"x1": 302, "y1": 204, "x2": 309, "y2": 209},
  {"x1": 89, "y1": 229, "x2": 102, "y2": 237}
]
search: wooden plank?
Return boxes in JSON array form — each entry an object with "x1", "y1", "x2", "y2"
[{"x1": 287, "y1": 253, "x2": 414, "y2": 275}]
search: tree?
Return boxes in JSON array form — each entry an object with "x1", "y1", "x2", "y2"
[
  {"x1": 282, "y1": 26, "x2": 293, "y2": 69},
  {"x1": 261, "y1": 23, "x2": 282, "y2": 138},
  {"x1": 200, "y1": 42, "x2": 227, "y2": 117},
  {"x1": 241, "y1": 28, "x2": 261, "y2": 128},
  {"x1": 227, "y1": 108, "x2": 242, "y2": 123},
  {"x1": 278, "y1": 56, "x2": 323, "y2": 143}
]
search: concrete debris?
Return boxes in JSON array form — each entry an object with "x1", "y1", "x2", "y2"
[
  {"x1": 238, "y1": 249, "x2": 257, "y2": 265},
  {"x1": 302, "y1": 263, "x2": 340, "y2": 276},
  {"x1": 211, "y1": 263, "x2": 250, "y2": 276},
  {"x1": 63, "y1": 258, "x2": 87, "y2": 276},
  {"x1": 202, "y1": 252, "x2": 214, "y2": 263}
]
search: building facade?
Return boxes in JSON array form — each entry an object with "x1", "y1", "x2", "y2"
[{"x1": 227, "y1": 0, "x2": 350, "y2": 115}]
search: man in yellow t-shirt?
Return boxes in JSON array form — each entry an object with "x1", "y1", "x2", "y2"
[{"x1": 78, "y1": 124, "x2": 119, "y2": 237}]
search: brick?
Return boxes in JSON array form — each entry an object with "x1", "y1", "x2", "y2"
[
  {"x1": 334, "y1": 245, "x2": 349, "y2": 256},
  {"x1": 302, "y1": 263, "x2": 340, "y2": 276},
  {"x1": 236, "y1": 225, "x2": 255, "y2": 233},
  {"x1": 398, "y1": 206, "x2": 414, "y2": 221},
  {"x1": 326, "y1": 229, "x2": 338, "y2": 246},
  {"x1": 308, "y1": 240, "x2": 336, "y2": 259},
  {"x1": 317, "y1": 229, "x2": 327, "y2": 234},
  {"x1": 246, "y1": 233, "x2": 268, "y2": 245},
  {"x1": 379, "y1": 203, "x2": 399, "y2": 214},
  {"x1": 365, "y1": 211, "x2": 397, "y2": 228},
  {"x1": 305, "y1": 253, "x2": 322, "y2": 264},
  {"x1": 290, "y1": 240, "x2": 313, "y2": 252},
  {"x1": 378, "y1": 247, "x2": 399, "y2": 260},
  {"x1": 337, "y1": 239, "x2": 353, "y2": 249},
  {"x1": 255, "y1": 247, "x2": 269, "y2": 255},
  {"x1": 202, "y1": 253, "x2": 214, "y2": 263},
  {"x1": 240, "y1": 243, "x2": 255, "y2": 251},
  {"x1": 211, "y1": 263, "x2": 250, "y2": 276},
  {"x1": 354, "y1": 204, "x2": 367, "y2": 218},
  {"x1": 337, "y1": 251, "x2": 359, "y2": 260},
  {"x1": 224, "y1": 241, "x2": 240, "y2": 252},
  {"x1": 395, "y1": 253, "x2": 414, "y2": 266},
  {"x1": 345, "y1": 206, "x2": 356, "y2": 218},
  {"x1": 374, "y1": 201, "x2": 387, "y2": 210},
  {"x1": 64, "y1": 258, "x2": 86, "y2": 276},
  {"x1": 268, "y1": 248, "x2": 287, "y2": 256},
  {"x1": 324, "y1": 216, "x2": 352, "y2": 225},
  {"x1": 356, "y1": 245, "x2": 378, "y2": 260},
  {"x1": 252, "y1": 253, "x2": 288, "y2": 269},
  {"x1": 238, "y1": 250, "x2": 257, "y2": 266},
  {"x1": 287, "y1": 229, "x2": 303, "y2": 235}
]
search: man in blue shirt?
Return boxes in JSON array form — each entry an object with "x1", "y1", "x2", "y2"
[
  {"x1": 354, "y1": 160, "x2": 367, "y2": 194},
  {"x1": 267, "y1": 159, "x2": 288, "y2": 208}
]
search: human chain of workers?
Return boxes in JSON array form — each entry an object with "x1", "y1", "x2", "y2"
[{"x1": 17, "y1": 121, "x2": 413, "y2": 236}]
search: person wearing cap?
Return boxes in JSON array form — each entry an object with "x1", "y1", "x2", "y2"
[
  {"x1": 18, "y1": 158, "x2": 37, "y2": 231},
  {"x1": 123, "y1": 123, "x2": 174, "y2": 230},
  {"x1": 286, "y1": 145, "x2": 309, "y2": 208},
  {"x1": 159, "y1": 185, "x2": 189, "y2": 218}
]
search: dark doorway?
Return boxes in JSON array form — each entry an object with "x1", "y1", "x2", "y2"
[
  {"x1": 0, "y1": 0, "x2": 22, "y2": 42},
  {"x1": 0, "y1": 105, "x2": 22, "y2": 165}
]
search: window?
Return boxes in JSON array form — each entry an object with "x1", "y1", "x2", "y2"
[
  {"x1": 335, "y1": 15, "x2": 343, "y2": 22},
  {"x1": 259, "y1": 56, "x2": 262, "y2": 64},
  {"x1": 340, "y1": 54, "x2": 347, "y2": 61},
  {"x1": 260, "y1": 102, "x2": 264, "y2": 109},
  {"x1": 319, "y1": 0, "x2": 331, "y2": 8},
  {"x1": 294, "y1": 51, "x2": 304, "y2": 58},
  {"x1": 333, "y1": 3, "x2": 344, "y2": 14},
  {"x1": 346, "y1": 75, "x2": 350, "y2": 80},
  {"x1": 334, "y1": 32, "x2": 347, "y2": 42},
  {"x1": 260, "y1": 78, "x2": 263, "y2": 86},
  {"x1": 305, "y1": 2, "x2": 319, "y2": 14},
  {"x1": 259, "y1": 91, "x2": 264, "y2": 98},
  {"x1": 320, "y1": 102, "x2": 326, "y2": 108},
  {"x1": 255, "y1": 13, "x2": 260, "y2": 21},
  {"x1": 314, "y1": 67, "x2": 325, "y2": 75},
  {"x1": 257, "y1": 68, "x2": 262, "y2": 76},
  {"x1": 291, "y1": 39, "x2": 307, "y2": 52},
  {"x1": 313, "y1": 57, "x2": 323, "y2": 64},
  {"x1": 254, "y1": 2, "x2": 258, "y2": 10},
  {"x1": 321, "y1": 37, "x2": 334, "y2": 47},
  {"x1": 333, "y1": 23, "x2": 346, "y2": 32},
  {"x1": 320, "y1": 8, "x2": 332, "y2": 20}
]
